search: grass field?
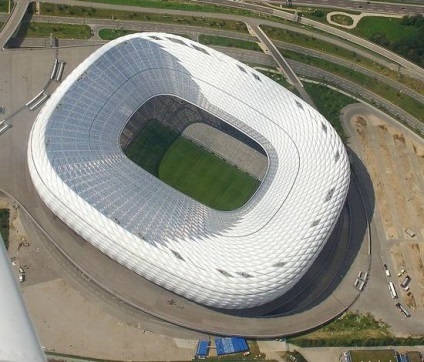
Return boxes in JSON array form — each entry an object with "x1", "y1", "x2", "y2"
[
  {"x1": 0, "y1": 0, "x2": 8, "y2": 13},
  {"x1": 124, "y1": 120, "x2": 259, "y2": 210},
  {"x1": 261, "y1": 25, "x2": 424, "y2": 95},
  {"x1": 330, "y1": 14, "x2": 354, "y2": 26},
  {"x1": 16, "y1": 22, "x2": 91, "y2": 39},
  {"x1": 69, "y1": 0, "x2": 289, "y2": 24},
  {"x1": 303, "y1": 83, "x2": 352, "y2": 140},
  {"x1": 0, "y1": 209, "x2": 10, "y2": 250},
  {"x1": 288, "y1": 312, "x2": 392, "y2": 347},
  {"x1": 198, "y1": 35, "x2": 261, "y2": 51},
  {"x1": 38, "y1": 3, "x2": 248, "y2": 33},
  {"x1": 98, "y1": 28, "x2": 190, "y2": 40},
  {"x1": 77, "y1": 0, "x2": 255, "y2": 17},
  {"x1": 124, "y1": 120, "x2": 179, "y2": 176},
  {"x1": 98, "y1": 28, "x2": 137, "y2": 40},
  {"x1": 159, "y1": 138, "x2": 260, "y2": 211},
  {"x1": 257, "y1": 68, "x2": 299, "y2": 95},
  {"x1": 353, "y1": 16, "x2": 419, "y2": 43},
  {"x1": 281, "y1": 49, "x2": 424, "y2": 122}
]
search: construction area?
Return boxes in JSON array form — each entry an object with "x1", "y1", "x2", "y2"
[{"x1": 351, "y1": 109, "x2": 424, "y2": 314}]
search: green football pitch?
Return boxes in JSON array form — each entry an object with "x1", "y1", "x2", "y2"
[
  {"x1": 123, "y1": 120, "x2": 260, "y2": 211},
  {"x1": 159, "y1": 137, "x2": 260, "y2": 211},
  {"x1": 124, "y1": 120, "x2": 179, "y2": 176}
]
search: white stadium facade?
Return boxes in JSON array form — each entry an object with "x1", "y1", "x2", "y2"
[{"x1": 28, "y1": 33, "x2": 350, "y2": 310}]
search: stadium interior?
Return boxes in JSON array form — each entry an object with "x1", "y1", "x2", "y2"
[{"x1": 120, "y1": 95, "x2": 268, "y2": 210}]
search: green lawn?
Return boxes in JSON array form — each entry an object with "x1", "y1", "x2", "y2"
[
  {"x1": 304, "y1": 83, "x2": 353, "y2": 140},
  {"x1": 350, "y1": 349, "x2": 397, "y2": 362},
  {"x1": 261, "y1": 25, "x2": 424, "y2": 95},
  {"x1": 98, "y1": 28, "x2": 137, "y2": 40},
  {"x1": 351, "y1": 15, "x2": 424, "y2": 67},
  {"x1": 198, "y1": 35, "x2": 261, "y2": 51},
  {"x1": 281, "y1": 49, "x2": 424, "y2": 122},
  {"x1": 262, "y1": 25, "x2": 383, "y2": 67},
  {"x1": 353, "y1": 16, "x2": 419, "y2": 43},
  {"x1": 98, "y1": 28, "x2": 190, "y2": 40},
  {"x1": 77, "y1": 0, "x2": 255, "y2": 17},
  {"x1": 257, "y1": 68, "x2": 299, "y2": 95},
  {"x1": 288, "y1": 311, "x2": 424, "y2": 347},
  {"x1": 38, "y1": 3, "x2": 248, "y2": 33},
  {"x1": 0, "y1": 0, "x2": 9, "y2": 13},
  {"x1": 72, "y1": 0, "x2": 290, "y2": 24},
  {"x1": 0, "y1": 209, "x2": 10, "y2": 250},
  {"x1": 16, "y1": 22, "x2": 91, "y2": 39},
  {"x1": 124, "y1": 119, "x2": 179, "y2": 176},
  {"x1": 330, "y1": 14, "x2": 354, "y2": 26},
  {"x1": 159, "y1": 138, "x2": 260, "y2": 211}
]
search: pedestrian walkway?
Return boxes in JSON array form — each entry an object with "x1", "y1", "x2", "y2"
[{"x1": 326, "y1": 11, "x2": 402, "y2": 30}]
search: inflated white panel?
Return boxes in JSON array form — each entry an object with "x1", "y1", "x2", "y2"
[{"x1": 28, "y1": 33, "x2": 350, "y2": 309}]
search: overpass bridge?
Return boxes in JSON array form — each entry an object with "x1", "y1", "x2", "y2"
[
  {"x1": 247, "y1": 21, "x2": 316, "y2": 108},
  {"x1": 0, "y1": 0, "x2": 31, "y2": 50}
]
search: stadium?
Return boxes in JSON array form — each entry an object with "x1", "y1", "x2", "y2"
[{"x1": 28, "y1": 33, "x2": 350, "y2": 310}]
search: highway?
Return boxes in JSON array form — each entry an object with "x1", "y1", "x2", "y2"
[{"x1": 268, "y1": 0, "x2": 424, "y2": 14}]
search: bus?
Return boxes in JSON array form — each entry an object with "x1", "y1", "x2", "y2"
[
  {"x1": 396, "y1": 303, "x2": 411, "y2": 318},
  {"x1": 388, "y1": 282, "x2": 398, "y2": 299}
]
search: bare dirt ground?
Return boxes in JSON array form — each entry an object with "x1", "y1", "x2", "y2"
[
  {"x1": 351, "y1": 113, "x2": 424, "y2": 313},
  {"x1": 353, "y1": 116, "x2": 424, "y2": 241}
]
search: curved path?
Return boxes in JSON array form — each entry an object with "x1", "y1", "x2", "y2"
[{"x1": 326, "y1": 11, "x2": 402, "y2": 29}]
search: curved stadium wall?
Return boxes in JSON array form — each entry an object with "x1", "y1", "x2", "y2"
[{"x1": 28, "y1": 33, "x2": 350, "y2": 309}]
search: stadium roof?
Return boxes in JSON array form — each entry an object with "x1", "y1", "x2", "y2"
[{"x1": 28, "y1": 33, "x2": 350, "y2": 309}]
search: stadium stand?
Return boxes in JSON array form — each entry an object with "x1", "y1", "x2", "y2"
[
  {"x1": 120, "y1": 95, "x2": 266, "y2": 156},
  {"x1": 183, "y1": 123, "x2": 268, "y2": 180}
]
